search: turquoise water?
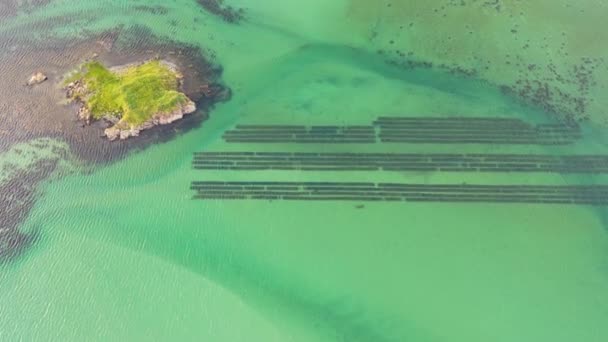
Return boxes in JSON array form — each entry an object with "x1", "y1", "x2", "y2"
[{"x1": 1, "y1": 1, "x2": 608, "y2": 341}]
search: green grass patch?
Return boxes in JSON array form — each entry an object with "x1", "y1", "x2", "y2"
[{"x1": 66, "y1": 60, "x2": 191, "y2": 126}]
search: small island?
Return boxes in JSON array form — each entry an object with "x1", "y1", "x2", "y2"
[{"x1": 64, "y1": 59, "x2": 196, "y2": 140}]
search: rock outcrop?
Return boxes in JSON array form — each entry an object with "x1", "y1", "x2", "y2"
[
  {"x1": 64, "y1": 59, "x2": 199, "y2": 141},
  {"x1": 26, "y1": 72, "x2": 47, "y2": 86},
  {"x1": 103, "y1": 100, "x2": 196, "y2": 141}
]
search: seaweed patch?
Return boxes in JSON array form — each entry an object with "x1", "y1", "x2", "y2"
[
  {"x1": 197, "y1": 0, "x2": 245, "y2": 23},
  {"x1": 0, "y1": 159, "x2": 59, "y2": 261},
  {"x1": 0, "y1": 0, "x2": 49, "y2": 18}
]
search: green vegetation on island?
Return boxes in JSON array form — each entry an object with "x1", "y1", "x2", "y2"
[{"x1": 65, "y1": 59, "x2": 196, "y2": 140}]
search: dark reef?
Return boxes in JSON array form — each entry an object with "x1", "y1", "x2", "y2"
[
  {"x1": 0, "y1": 25, "x2": 231, "y2": 163},
  {"x1": 382, "y1": 48, "x2": 601, "y2": 125},
  {"x1": 197, "y1": 0, "x2": 245, "y2": 23},
  {"x1": 0, "y1": 0, "x2": 49, "y2": 18},
  {"x1": 500, "y1": 57, "x2": 601, "y2": 123},
  {"x1": 372, "y1": 1, "x2": 605, "y2": 125},
  {"x1": 0, "y1": 25, "x2": 232, "y2": 261},
  {"x1": 0, "y1": 159, "x2": 58, "y2": 262}
]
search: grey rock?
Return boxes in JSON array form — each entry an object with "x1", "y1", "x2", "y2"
[{"x1": 27, "y1": 72, "x2": 47, "y2": 86}]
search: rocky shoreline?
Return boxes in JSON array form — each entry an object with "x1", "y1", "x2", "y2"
[
  {"x1": 0, "y1": 28, "x2": 230, "y2": 260},
  {"x1": 0, "y1": 26, "x2": 230, "y2": 162},
  {"x1": 103, "y1": 100, "x2": 197, "y2": 140},
  {"x1": 64, "y1": 59, "x2": 198, "y2": 141}
]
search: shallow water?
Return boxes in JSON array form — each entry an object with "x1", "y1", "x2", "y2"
[{"x1": 1, "y1": 1, "x2": 608, "y2": 341}]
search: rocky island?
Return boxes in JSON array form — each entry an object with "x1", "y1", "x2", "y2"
[
  {"x1": 0, "y1": 27, "x2": 230, "y2": 261},
  {"x1": 64, "y1": 59, "x2": 196, "y2": 140}
]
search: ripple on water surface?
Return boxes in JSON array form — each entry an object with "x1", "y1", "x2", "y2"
[{"x1": 1, "y1": 1, "x2": 608, "y2": 341}]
